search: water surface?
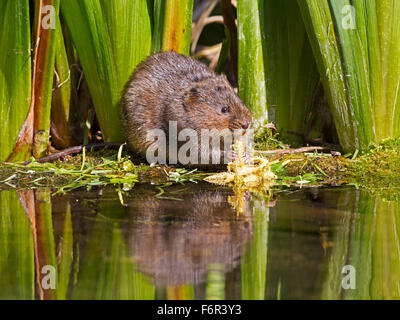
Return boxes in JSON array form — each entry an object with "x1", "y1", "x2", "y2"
[{"x1": 0, "y1": 183, "x2": 399, "y2": 299}]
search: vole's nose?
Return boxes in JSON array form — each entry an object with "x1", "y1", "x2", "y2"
[{"x1": 242, "y1": 122, "x2": 250, "y2": 130}]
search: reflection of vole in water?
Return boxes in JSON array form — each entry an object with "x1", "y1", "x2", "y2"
[
  {"x1": 120, "y1": 51, "x2": 252, "y2": 166},
  {"x1": 125, "y1": 188, "x2": 252, "y2": 286}
]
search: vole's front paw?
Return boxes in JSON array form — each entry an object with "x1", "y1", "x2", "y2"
[
  {"x1": 241, "y1": 151, "x2": 251, "y2": 164},
  {"x1": 222, "y1": 150, "x2": 237, "y2": 163},
  {"x1": 223, "y1": 150, "x2": 251, "y2": 164},
  {"x1": 243, "y1": 191, "x2": 251, "y2": 201}
]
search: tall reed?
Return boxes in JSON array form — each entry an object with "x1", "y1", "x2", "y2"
[
  {"x1": 0, "y1": 0, "x2": 31, "y2": 161},
  {"x1": 261, "y1": 0, "x2": 319, "y2": 141},
  {"x1": 237, "y1": 0, "x2": 319, "y2": 143},
  {"x1": 153, "y1": 0, "x2": 194, "y2": 55},
  {"x1": 299, "y1": 0, "x2": 400, "y2": 152},
  {"x1": 237, "y1": 0, "x2": 268, "y2": 128},
  {"x1": 61, "y1": 0, "x2": 153, "y2": 142}
]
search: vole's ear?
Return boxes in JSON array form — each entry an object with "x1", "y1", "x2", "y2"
[{"x1": 183, "y1": 85, "x2": 200, "y2": 109}]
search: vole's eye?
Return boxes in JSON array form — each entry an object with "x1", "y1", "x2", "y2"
[{"x1": 221, "y1": 106, "x2": 230, "y2": 114}]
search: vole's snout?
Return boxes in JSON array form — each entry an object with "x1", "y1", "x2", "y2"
[{"x1": 242, "y1": 122, "x2": 250, "y2": 130}]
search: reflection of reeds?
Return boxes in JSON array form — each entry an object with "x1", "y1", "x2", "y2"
[
  {"x1": 0, "y1": 190, "x2": 34, "y2": 299},
  {"x1": 321, "y1": 188, "x2": 357, "y2": 299},
  {"x1": 69, "y1": 195, "x2": 155, "y2": 300},
  {"x1": 2, "y1": 185, "x2": 400, "y2": 299},
  {"x1": 322, "y1": 189, "x2": 400, "y2": 300},
  {"x1": 345, "y1": 193, "x2": 400, "y2": 300},
  {"x1": 1, "y1": 189, "x2": 74, "y2": 300},
  {"x1": 31, "y1": 189, "x2": 57, "y2": 300},
  {"x1": 241, "y1": 198, "x2": 269, "y2": 300}
]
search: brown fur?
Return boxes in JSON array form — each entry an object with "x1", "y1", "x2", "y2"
[{"x1": 120, "y1": 51, "x2": 252, "y2": 165}]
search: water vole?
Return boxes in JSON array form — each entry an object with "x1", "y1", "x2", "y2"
[{"x1": 120, "y1": 51, "x2": 252, "y2": 166}]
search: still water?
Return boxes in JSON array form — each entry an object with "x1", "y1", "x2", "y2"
[{"x1": 0, "y1": 183, "x2": 399, "y2": 300}]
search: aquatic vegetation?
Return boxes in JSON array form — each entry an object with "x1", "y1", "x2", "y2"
[
  {"x1": 274, "y1": 152, "x2": 348, "y2": 186},
  {"x1": 347, "y1": 137, "x2": 400, "y2": 194},
  {"x1": 0, "y1": 147, "x2": 139, "y2": 193},
  {"x1": 0, "y1": 132, "x2": 398, "y2": 196},
  {"x1": 0, "y1": 148, "x2": 208, "y2": 194},
  {"x1": 4, "y1": 134, "x2": 400, "y2": 195},
  {"x1": 0, "y1": 136, "x2": 346, "y2": 193},
  {"x1": 253, "y1": 125, "x2": 289, "y2": 151},
  {"x1": 237, "y1": 0, "x2": 319, "y2": 142},
  {"x1": 205, "y1": 137, "x2": 277, "y2": 190},
  {"x1": 205, "y1": 157, "x2": 276, "y2": 188}
]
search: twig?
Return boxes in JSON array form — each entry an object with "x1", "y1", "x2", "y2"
[
  {"x1": 254, "y1": 146, "x2": 324, "y2": 155},
  {"x1": 191, "y1": 0, "x2": 219, "y2": 55},
  {"x1": 23, "y1": 143, "x2": 123, "y2": 165}
]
